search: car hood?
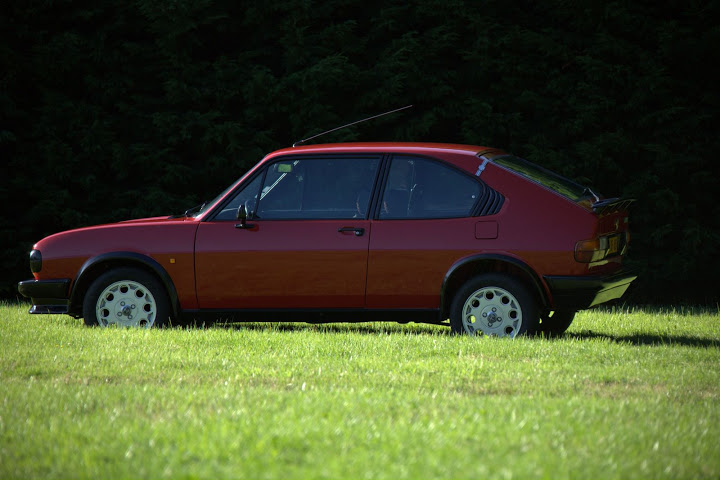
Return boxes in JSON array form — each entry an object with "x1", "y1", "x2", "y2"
[{"x1": 33, "y1": 216, "x2": 197, "y2": 250}]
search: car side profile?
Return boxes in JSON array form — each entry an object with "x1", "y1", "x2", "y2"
[{"x1": 18, "y1": 142, "x2": 636, "y2": 337}]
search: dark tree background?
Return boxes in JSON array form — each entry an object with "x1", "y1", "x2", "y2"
[{"x1": 2, "y1": 0, "x2": 718, "y2": 304}]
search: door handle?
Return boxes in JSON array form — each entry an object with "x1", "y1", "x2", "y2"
[
  {"x1": 338, "y1": 227, "x2": 365, "y2": 237},
  {"x1": 234, "y1": 222, "x2": 257, "y2": 230}
]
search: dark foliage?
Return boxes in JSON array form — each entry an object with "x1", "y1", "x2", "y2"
[{"x1": 2, "y1": 0, "x2": 718, "y2": 303}]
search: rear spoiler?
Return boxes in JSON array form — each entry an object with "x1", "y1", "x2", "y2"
[{"x1": 592, "y1": 197, "x2": 636, "y2": 215}]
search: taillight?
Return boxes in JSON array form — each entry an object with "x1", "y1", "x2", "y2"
[
  {"x1": 575, "y1": 232, "x2": 626, "y2": 263},
  {"x1": 574, "y1": 238, "x2": 609, "y2": 263}
]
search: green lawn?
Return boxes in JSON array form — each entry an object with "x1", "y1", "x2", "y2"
[{"x1": 1, "y1": 303, "x2": 718, "y2": 479}]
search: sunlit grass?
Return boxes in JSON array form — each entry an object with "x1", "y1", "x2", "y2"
[{"x1": 1, "y1": 302, "x2": 718, "y2": 479}]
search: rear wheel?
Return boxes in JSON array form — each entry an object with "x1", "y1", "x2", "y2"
[
  {"x1": 450, "y1": 273, "x2": 539, "y2": 338},
  {"x1": 83, "y1": 267, "x2": 171, "y2": 328},
  {"x1": 536, "y1": 310, "x2": 576, "y2": 337}
]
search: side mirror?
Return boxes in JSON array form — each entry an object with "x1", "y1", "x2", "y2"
[{"x1": 234, "y1": 204, "x2": 255, "y2": 230}]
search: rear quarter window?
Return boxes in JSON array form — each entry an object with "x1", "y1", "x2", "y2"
[{"x1": 492, "y1": 156, "x2": 590, "y2": 202}]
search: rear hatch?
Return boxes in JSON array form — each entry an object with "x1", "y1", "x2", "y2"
[{"x1": 491, "y1": 155, "x2": 634, "y2": 266}]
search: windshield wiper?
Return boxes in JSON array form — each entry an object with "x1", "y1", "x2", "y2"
[
  {"x1": 168, "y1": 202, "x2": 207, "y2": 219},
  {"x1": 185, "y1": 201, "x2": 207, "y2": 217}
]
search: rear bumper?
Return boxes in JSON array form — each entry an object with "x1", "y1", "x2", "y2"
[
  {"x1": 17, "y1": 279, "x2": 71, "y2": 314},
  {"x1": 544, "y1": 269, "x2": 637, "y2": 311}
]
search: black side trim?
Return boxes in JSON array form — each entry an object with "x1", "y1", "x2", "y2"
[
  {"x1": 180, "y1": 308, "x2": 444, "y2": 325},
  {"x1": 544, "y1": 269, "x2": 637, "y2": 310}
]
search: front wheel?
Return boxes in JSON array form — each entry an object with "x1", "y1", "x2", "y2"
[
  {"x1": 450, "y1": 274, "x2": 539, "y2": 338},
  {"x1": 82, "y1": 267, "x2": 171, "y2": 328}
]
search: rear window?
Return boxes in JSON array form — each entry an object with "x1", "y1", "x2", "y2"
[{"x1": 492, "y1": 155, "x2": 590, "y2": 202}]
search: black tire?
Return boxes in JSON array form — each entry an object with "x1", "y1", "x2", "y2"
[
  {"x1": 82, "y1": 267, "x2": 171, "y2": 328},
  {"x1": 449, "y1": 273, "x2": 539, "y2": 338},
  {"x1": 536, "y1": 310, "x2": 576, "y2": 337}
]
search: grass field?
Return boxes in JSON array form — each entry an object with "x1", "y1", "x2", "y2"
[{"x1": 1, "y1": 302, "x2": 718, "y2": 479}]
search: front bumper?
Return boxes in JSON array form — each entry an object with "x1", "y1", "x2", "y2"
[
  {"x1": 544, "y1": 269, "x2": 637, "y2": 311},
  {"x1": 17, "y1": 279, "x2": 72, "y2": 314}
]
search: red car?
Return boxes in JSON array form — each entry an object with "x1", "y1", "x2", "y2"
[{"x1": 18, "y1": 142, "x2": 636, "y2": 337}]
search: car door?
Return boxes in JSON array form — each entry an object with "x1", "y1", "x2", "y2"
[
  {"x1": 366, "y1": 155, "x2": 486, "y2": 309},
  {"x1": 194, "y1": 155, "x2": 381, "y2": 309}
]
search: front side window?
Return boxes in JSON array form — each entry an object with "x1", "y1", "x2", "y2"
[
  {"x1": 379, "y1": 156, "x2": 481, "y2": 219},
  {"x1": 219, "y1": 156, "x2": 380, "y2": 221}
]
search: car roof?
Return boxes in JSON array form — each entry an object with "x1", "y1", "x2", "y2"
[{"x1": 265, "y1": 142, "x2": 507, "y2": 159}]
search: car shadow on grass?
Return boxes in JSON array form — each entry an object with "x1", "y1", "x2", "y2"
[
  {"x1": 178, "y1": 320, "x2": 719, "y2": 347},
  {"x1": 184, "y1": 319, "x2": 453, "y2": 336},
  {"x1": 565, "y1": 330, "x2": 720, "y2": 349}
]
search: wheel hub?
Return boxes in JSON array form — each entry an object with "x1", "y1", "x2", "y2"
[
  {"x1": 483, "y1": 307, "x2": 502, "y2": 327},
  {"x1": 118, "y1": 302, "x2": 135, "y2": 319}
]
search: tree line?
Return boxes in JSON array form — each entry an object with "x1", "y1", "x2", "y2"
[{"x1": 2, "y1": 0, "x2": 718, "y2": 304}]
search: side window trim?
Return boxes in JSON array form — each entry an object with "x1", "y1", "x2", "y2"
[
  {"x1": 206, "y1": 152, "x2": 501, "y2": 222},
  {"x1": 369, "y1": 154, "x2": 392, "y2": 220}
]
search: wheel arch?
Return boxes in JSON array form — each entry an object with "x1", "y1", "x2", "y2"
[
  {"x1": 69, "y1": 252, "x2": 180, "y2": 319},
  {"x1": 439, "y1": 254, "x2": 550, "y2": 321}
]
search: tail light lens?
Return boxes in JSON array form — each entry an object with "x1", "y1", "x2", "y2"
[
  {"x1": 575, "y1": 232, "x2": 627, "y2": 263},
  {"x1": 574, "y1": 237, "x2": 609, "y2": 263}
]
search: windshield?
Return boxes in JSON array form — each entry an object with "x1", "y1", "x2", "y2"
[{"x1": 492, "y1": 155, "x2": 593, "y2": 202}]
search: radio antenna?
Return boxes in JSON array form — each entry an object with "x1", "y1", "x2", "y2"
[{"x1": 292, "y1": 104, "x2": 413, "y2": 147}]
